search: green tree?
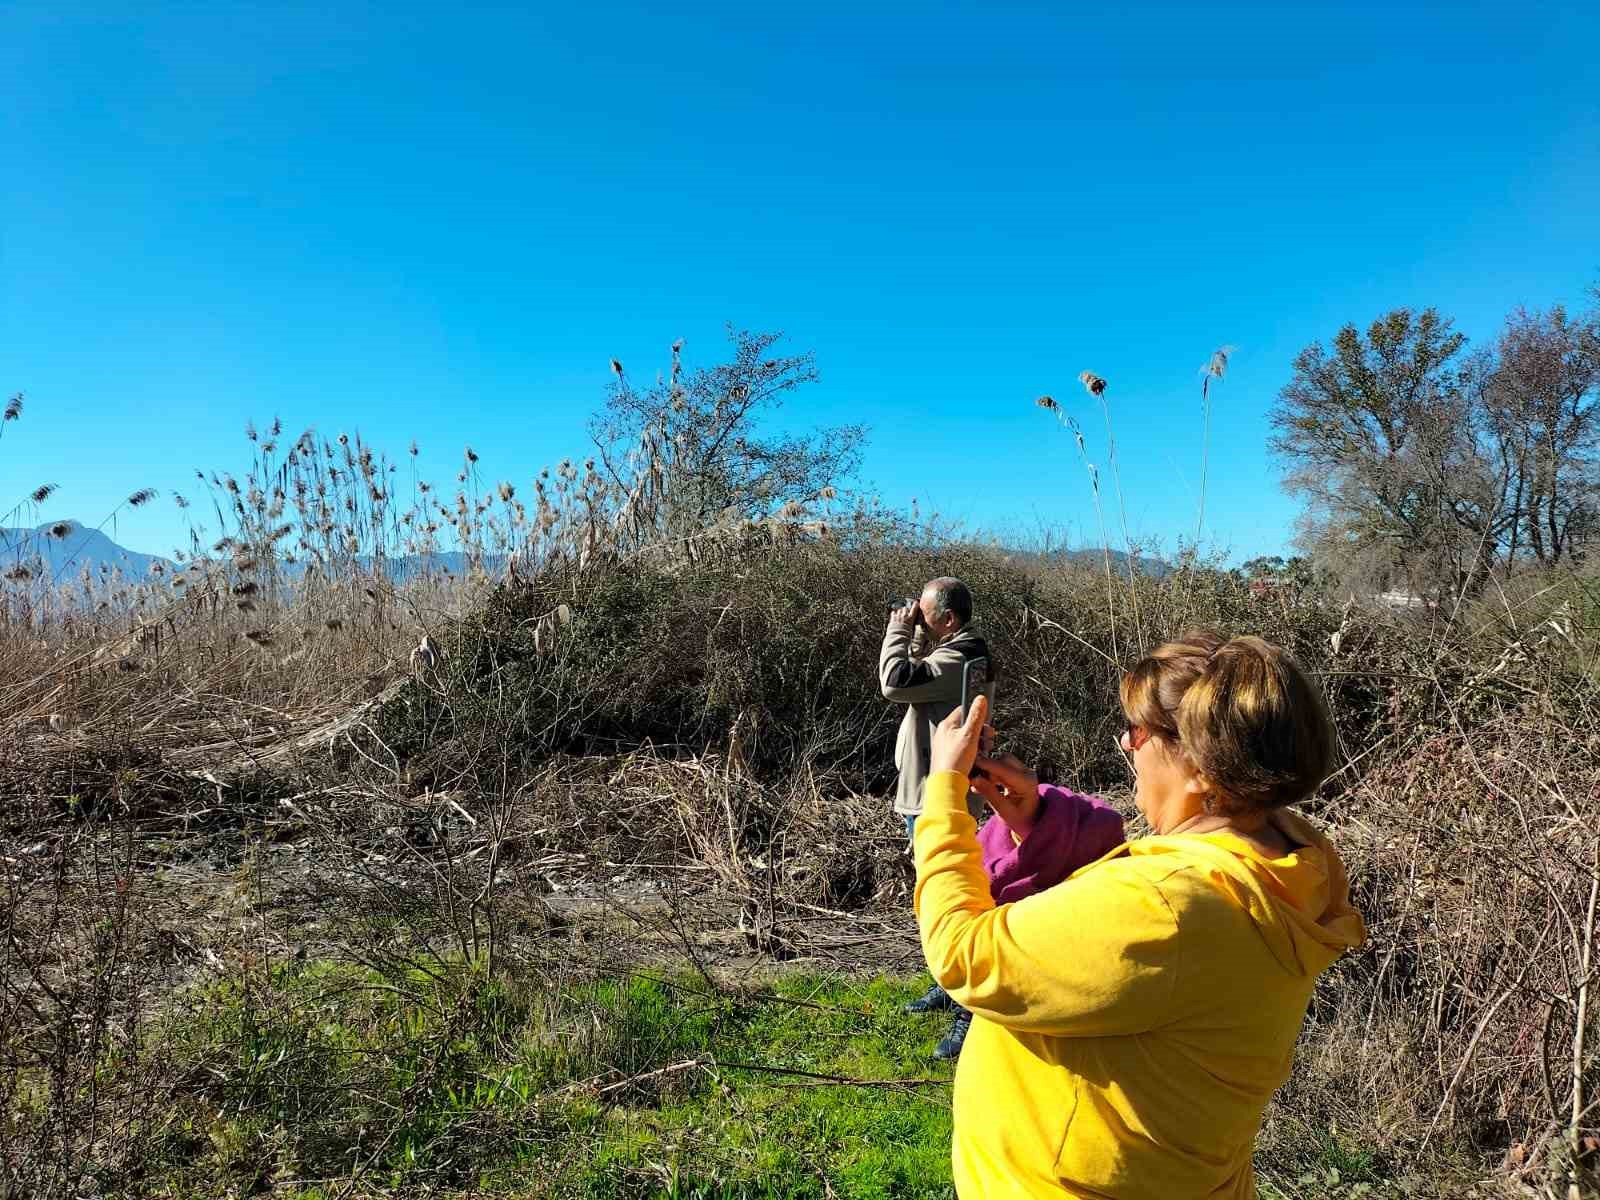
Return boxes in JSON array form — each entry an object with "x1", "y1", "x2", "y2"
[
  {"x1": 1270, "y1": 308, "x2": 1493, "y2": 596},
  {"x1": 1270, "y1": 298, "x2": 1600, "y2": 598}
]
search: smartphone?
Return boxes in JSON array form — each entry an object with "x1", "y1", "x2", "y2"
[
  {"x1": 961, "y1": 656, "x2": 994, "y2": 778},
  {"x1": 960, "y1": 656, "x2": 992, "y2": 719}
]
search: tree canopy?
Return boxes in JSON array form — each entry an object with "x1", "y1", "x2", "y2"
[
  {"x1": 589, "y1": 328, "x2": 864, "y2": 542},
  {"x1": 1270, "y1": 296, "x2": 1600, "y2": 597}
]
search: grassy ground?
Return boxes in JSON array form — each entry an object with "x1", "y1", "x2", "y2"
[
  {"x1": 474, "y1": 972, "x2": 958, "y2": 1200},
  {"x1": 105, "y1": 965, "x2": 951, "y2": 1199},
  {"x1": 71, "y1": 960, "x2": 1440, "y2": 1200}
]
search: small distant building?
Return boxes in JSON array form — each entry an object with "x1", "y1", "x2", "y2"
[{"x1": 1372, "y1": 590, "x2": 1437, "y2": 611}]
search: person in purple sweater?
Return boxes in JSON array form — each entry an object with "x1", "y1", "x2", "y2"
[{"x1": 906, "y1": 776, "x2": 1126, "y2": 1057}]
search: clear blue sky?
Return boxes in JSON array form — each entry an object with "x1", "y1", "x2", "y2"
[{"x1": 4, "y1": 2, "x2": 1597, "y2": 561}]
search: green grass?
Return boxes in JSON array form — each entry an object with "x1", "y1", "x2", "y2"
[
  {"x1": 474, "y1": 973, "x2": 958, "y2": 1199},
  {"x1": 92, "y1": 963, "x2": 957, "y2": 1198},
  {"x1": 550, "y1": 974, "x2": 956, "y2": 1200},
  {"x1": 1255, "y1": 1121, "x2": 1433, "y2": 1200},
  {"x1": 35, "y1": 960, "x2": 1438, "y2": 1199}
]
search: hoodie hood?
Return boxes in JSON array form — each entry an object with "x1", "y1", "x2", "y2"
[{"x1": 1126, "y1": 811, "x2": 1366, "y2": 976}]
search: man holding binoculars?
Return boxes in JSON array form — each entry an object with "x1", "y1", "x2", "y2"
[
  {"x1": 880, "y1": 578, "x2": 990, "y2": 846},
  {"x1": 879, "y1": 577, "x2": 1125, "y2": 1061},
  {"x1": 880, "y1": 577, "x2": 990, "y2": 1058}
]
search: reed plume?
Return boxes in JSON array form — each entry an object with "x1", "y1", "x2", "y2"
[
  {"x1": 1081, "y1": 372, "x2": 1144, "y2": 651},
  {"x1": 1039, "y1": 387, "x2": 1121, "y2": 662},
  {"x1": 1195, "y1": 345, "x2": 1233, "y2": 549}
]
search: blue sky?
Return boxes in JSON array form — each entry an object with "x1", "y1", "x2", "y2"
[{"x1": 4, "y1": 2, "x2": 1597, "y2": 561}]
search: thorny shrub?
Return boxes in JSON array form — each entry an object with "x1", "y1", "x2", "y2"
[{"x1": 3, "y1": 537, "x2": 1599, "y2": 1196}]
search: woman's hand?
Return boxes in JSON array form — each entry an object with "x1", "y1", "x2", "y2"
[
  {"x1": 930, "y1": 694, "x2": 989, "y2": 776},
  {"x1": 972, "y1": 752, "x2": 1042, "y2": 839},
  {"x1": 931, "y1": 698, "x2": 1044, "y2": 838}
]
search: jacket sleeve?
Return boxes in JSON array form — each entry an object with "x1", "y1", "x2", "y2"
[
  {"x1": 879, "y1": 624, "x2": 965, "y2": 703},
  {"x1": 914, "y1": 770, "x2": 1179, "y2": 1037}
]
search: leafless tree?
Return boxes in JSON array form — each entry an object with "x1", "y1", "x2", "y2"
[
  {"x1": 1481, "y1": 304, "x2": 1600, "y2": 571},
  {"x1": 589, "y1": 328, "x2": 863, "y2": 540}
]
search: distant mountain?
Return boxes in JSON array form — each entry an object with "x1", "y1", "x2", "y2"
[
  {"x1": 0, "y1": 522, "x2": 493, "y2": 587},
  {"x1": 0, "y1": 521, "x2": 172, "y2": 582},
  {"x1": 2, "y1": 522, "x2": 1169, "y2": 592},
  {"x1": 1064, "y1": 547, "x2": 1172, "y2": 578},
  {"x1": 1014, "y1": 546, "x2": 1172, "y2": 579}
]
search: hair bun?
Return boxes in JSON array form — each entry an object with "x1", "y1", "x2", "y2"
[{"x1": 1125, "y1": 631, "x2": 1336, "y2": 816}]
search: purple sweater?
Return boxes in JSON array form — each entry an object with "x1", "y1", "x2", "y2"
[{"x1": 976, "y1": 783, "x2": 1126, "y2": 904}]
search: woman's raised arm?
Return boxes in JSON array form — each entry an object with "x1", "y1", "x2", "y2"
[{"x1": 914, "y1": 769, "x2": 1179, "y2": 1036}]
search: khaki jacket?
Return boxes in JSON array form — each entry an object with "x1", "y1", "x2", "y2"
[{"x1": 879, "y1": 622, "x2": 990, "y2": 815}]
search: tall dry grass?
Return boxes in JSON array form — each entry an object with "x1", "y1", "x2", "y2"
[{"x1": 2, "y1": 346, "x2": 1598, "y2": 1197}]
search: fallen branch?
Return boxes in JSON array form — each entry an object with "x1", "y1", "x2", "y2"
[
  {"x1": 597, "y1": 1058, "x2": 707, "y2": 1097},
  {"x1": 714, "y1": 1058, "x2": 947, "y2": 1089}
]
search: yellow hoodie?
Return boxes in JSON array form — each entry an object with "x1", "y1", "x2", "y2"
[{"x1": 914, "y1": 770, "x2": 1365, "y2": 1199}]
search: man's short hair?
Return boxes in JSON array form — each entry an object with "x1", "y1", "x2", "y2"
[{"x1": 924, "y1": 577, "x2": 973, "y2": 626}]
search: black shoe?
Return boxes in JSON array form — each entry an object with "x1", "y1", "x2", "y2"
[
  {"x1": 933, "y1": 1008, "x2": 973, "y2": 1060},
  {"x1": 903, "y1": 983, "x2": 955, "y2": 1014}
]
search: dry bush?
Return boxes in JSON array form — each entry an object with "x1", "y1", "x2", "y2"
[
  {"x1": 4, "y1": 352, "x2": 1599, "y2": 1193},
  {"x1": 1275, "y1": 587, "x2": 1600, "y2": 1196},
  {"x1": 4, "y1": 529, "x2": 1598, "y2": 1195},
  {"x1": 360, "y1": 546, "x2": 1599, "y2": 1194}
]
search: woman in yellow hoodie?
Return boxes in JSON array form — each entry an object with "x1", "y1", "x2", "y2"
[{"x1": 914, "y1": 631, "x2": 1365, "y2": 1199}]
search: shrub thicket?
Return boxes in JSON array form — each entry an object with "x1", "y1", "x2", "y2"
[{"x1": 4, "y1": 332, "x2": 1598, "y2": 1195}]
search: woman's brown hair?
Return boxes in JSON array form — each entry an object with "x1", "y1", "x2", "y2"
[{"x1": 1119, "y1": 630, "x2": 1337, "y2": 817}]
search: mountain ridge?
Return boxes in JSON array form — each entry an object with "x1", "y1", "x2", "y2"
[
  {"x1": 0, "y1": 522, "x2": 491, "y2": 585},
  {"x1": 2, "y1": 522, "x2": 1171, "y2": 587},
  {"x1": 0, "y1": 520, "x2": 172, "y2": 581}
]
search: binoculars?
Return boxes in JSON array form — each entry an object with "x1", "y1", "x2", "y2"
[{"x1": 889, "y1": 597, "x2": 922, "y2": 625}]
